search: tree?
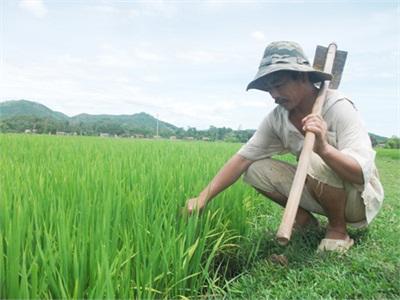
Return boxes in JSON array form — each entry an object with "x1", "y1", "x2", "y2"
[
  {"x1": 223, "y1": 132, "x2": 239, "y2": 143},
  {"x1": 385, "y1": 136, "x2": 400, "y2": 149},
  {"x1": 187, "y1": 127, "x2": 197, "y2": 139}
]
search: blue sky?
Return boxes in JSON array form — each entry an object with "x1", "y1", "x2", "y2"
[{"x1": 0, "y1": 0, "x2": 398, "y2": 137}]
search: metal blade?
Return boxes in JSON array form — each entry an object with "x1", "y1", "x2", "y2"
[{"x1": 313, "y1": 45, "x2": 347, "y2": 89}]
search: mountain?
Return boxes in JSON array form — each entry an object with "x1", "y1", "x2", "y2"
[
  {"x1": 0, "y1": 100, "x2": 69, "y2": 121},
  {"x1": 369, "y1": 133, "x2": 388, "y2": 146},
  {"x1": 0, "y1": 100, "x2": 178, "y2": 136},
  {"x1": 71, "y1": 112, "x2": 178, "y2": 132},
  {"x1": 0, "y1": 100, "x2": 389, "y2": 144}
]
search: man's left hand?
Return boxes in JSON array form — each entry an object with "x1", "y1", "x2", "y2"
[{"x1": 302, "y1": 114, "x2": 329, "y2": 155}]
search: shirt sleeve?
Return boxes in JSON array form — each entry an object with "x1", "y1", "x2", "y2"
[
  {"x1": 237, "y1": 111, "x2": 285, "y2": 161},
  {"x1": 326, "y1": 99, "x2": 376, "y2": 186}
]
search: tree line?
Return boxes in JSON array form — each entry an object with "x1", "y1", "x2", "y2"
[
  {"x1": 2, "y1": 115, "x2": 397, "y2": 147},
  {"x1": 0, "y1": 116, "x2": 256, "y2": 143}
]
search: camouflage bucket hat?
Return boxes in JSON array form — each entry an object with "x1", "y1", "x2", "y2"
[{"x1": 247, "y1": 41, "x2": 332, "y2": 91}]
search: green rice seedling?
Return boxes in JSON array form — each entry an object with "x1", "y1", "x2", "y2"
[{"x1": 0, "y1": 134, "x2": 257, "y2": 298}]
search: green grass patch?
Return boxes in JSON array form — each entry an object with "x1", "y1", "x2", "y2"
[{"x1": 223, "y1": 147, "x2": 400, "y2": 299}]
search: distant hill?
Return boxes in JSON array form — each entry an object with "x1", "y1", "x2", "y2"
[
  {"x1": 0, "y1": 100, "x2": 69, "y2": 121},
  {"x1": 369, "y1": 133, "x2": 388, "y2": 145},
  {"x1": 0, "y1": 100, "x2": 388, "y2": 144},
  {"x1": 0, "y1": 100, "x2": 178, "y2": 136},
  {"x1": 70, "y1": 112, "x2": 178, "y2": 132}
]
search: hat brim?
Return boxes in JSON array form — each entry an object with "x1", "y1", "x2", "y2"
[{"x1": 246, "y1": 64, "x2": 332, "y2": 92}]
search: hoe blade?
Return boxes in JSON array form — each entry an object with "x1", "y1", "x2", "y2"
[{"x1": 313, "y1": 45, "x2": 347, "y2": 89}]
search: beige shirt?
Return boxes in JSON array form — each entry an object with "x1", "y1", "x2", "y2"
[{"x1": 238, "y1": 89, "x2": 384, "y2": 224}]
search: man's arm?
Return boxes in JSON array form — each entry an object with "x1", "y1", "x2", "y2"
[
  {"x1": 302, "y1": 114, "x2": 364, "y2": 185},
  {"x1": 186, "y1": 154, "x2": 253, "y2": 214},
  {"x1": 318, "y1": 145, "x2": 364, "y2": 184}
]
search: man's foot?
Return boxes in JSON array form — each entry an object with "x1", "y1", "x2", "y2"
[
  {"x1": 324, "y1": 225, "x2": 348, "y2": 240},
  {"x1": 317, "y1": 224, "x2": 354, "y2": 252}
]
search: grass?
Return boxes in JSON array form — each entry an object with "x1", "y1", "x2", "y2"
[
  {"x1": 0, "y1": 134, "x2": 399, "y2": 299},
  {"x1": 221, "y1": 147, "x2": 400, "y2": 299}
]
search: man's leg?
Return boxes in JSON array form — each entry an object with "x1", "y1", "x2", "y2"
[
  {"x1": 306, "y1": 177, "x2": 348, "y2": 240},
  {"x1": 255, "y1": 188, "x2": 318, "y2": 229},
  {"x1": 243, "y1": 159, "x2": 323, "y2": 229},
  {"x1": 305, "y1": 151, "x2": 364, "y2": 241},
  {"x1": 243, "y1": 157, "x2": 361, "y2": 250}
]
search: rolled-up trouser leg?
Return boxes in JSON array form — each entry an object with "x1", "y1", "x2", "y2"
[
  {"x1": 243, "y1": 158, "x2": 325, "y2": 215},
  {"x1": 307, "y1": 152, "x2": 366, "y2": 225},
  {"x1": 243, "y1": 155, "x2": 367, "y2": 225}
]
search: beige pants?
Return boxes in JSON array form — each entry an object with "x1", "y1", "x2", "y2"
[{"x1": 243, "y1": 153, "x2": 367, "y2": 225}]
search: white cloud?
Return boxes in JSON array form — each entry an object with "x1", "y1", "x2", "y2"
[
  {"x1": 89, "y1": 4, "x2": 140, "y2": 18},
  {"x1": 127, "y1": 9, "x2": 140, "y2": 18},
  {"x1": 134, "y1": 49, "x2": 164, "y2": 62},
  {"x1": 176, "y1": 50, "x2": 227, "y2": 64},
  {"x1": 55, "y1": 46, "x2": 164, "y2": 71},
  {"x1": 202, "y1": 0, "x2": 228, "y2": 9},
  {"x1": 94, "y1": 54, "x2": 137, "y2": 68},
  {"x1": 92, "y1": 5, "x2": 120, "y2": 14},
  {"x1": 19, "y1": 0, "x2": 48, "y2": 18},
  {"x1": 137, "y1": 1, "x2": 178, "y2": 18},
  {"x1": 142, "y1": 75, "x2": 161, "y2": 83},
  {"x1": 84, "y1": 2, "x2": 172, "y2": 19},
  {"x1": 251, "y1": 31, "x2": 266, "y2": 43}
]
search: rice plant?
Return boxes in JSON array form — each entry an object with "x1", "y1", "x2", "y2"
[{"x1": 0, "y1": 134, "x2": 257, "y2": 298}]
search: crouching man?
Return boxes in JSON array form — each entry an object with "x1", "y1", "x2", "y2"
[{"x1": 185, "y1": 41, "x2": 384, "y2": 252}]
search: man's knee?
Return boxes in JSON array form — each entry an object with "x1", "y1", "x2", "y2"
[
  {"x1": 306, "y1": 176, "x2": 345, "y2": 200},
  {"x1": 308, "y1": 152, "x2": 344, "y2": 190},
  {"x1": 243, "y1": 159, "x2": 268, "y2": 186},
  {"x1": 243, "y1": 158, "x2": 295, "y2": 194},
  {"x1": 306, "y1": 176, "x2": 366, "y2": 223}
]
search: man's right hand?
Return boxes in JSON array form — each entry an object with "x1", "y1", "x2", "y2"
[
  {"x1": 185, "y1": 196, "x2": 207, "y2": 214},
  {"x1": 183, "y1": 154, "x2": 253, "y2": 216}
]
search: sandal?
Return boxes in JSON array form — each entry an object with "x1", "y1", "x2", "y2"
[{"x1": 317, "y1": 236, "x2": 354, "y2": 253}]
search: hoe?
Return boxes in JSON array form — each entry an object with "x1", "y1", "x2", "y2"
[{"x1": 276, "y1": 43, "x2": 348, "y2": 245}]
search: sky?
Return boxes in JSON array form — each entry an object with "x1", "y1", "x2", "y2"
[{"x1": 0, "y1": 0, "x2": 399, "y2": 137}]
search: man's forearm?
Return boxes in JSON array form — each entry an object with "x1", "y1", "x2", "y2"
[
  {"x1": 199, "y1": 154, "x2": 253, "y2": 203},
  {"x1": 319, "y1": 144, "x2": 364, "y2": 185}
]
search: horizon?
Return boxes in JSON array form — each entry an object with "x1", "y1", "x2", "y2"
[
  {"x1": 0, "y1": 0, "x2": 399, "y2": 137},
  {"x1": 1, "y1": 99, "x2": 392, "y2": 138},
  {"x1": 2, "y1": 98, "x2": 259, "y2": 130}
]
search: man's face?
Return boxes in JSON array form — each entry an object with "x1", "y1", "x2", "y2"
[{"x1": 264, "y1": 72, "x2": 307, "y2": 111}]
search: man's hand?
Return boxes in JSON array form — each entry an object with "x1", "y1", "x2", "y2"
[
  {"x1": 301, "y1": 114, "x2": 364, "y2": 185},
  {"x1": 183, "y1": 154, "x2": 253, "y2": 216},
  {"x1": 302, "y1": 114, "x2": 329, "y2": 155},
  {"x1": 185, "y1": 196, "x2": 207, "y2": 214}
]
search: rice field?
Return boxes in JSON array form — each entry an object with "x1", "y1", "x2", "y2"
[
  {"x1": 1, "y1": 134, "x2": 399, "y2": 299},
  {"x1": 0, "y1": 134, "x2": 261, "y2": 298}
]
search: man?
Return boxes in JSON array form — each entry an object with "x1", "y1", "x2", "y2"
[{"x1": 185, "y1": 41, "x2": 384, "y2": 252}]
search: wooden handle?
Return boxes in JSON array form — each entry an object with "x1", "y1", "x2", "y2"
[{"x1": 276, "y1": 43, "x2": 337, "y2": 245}]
